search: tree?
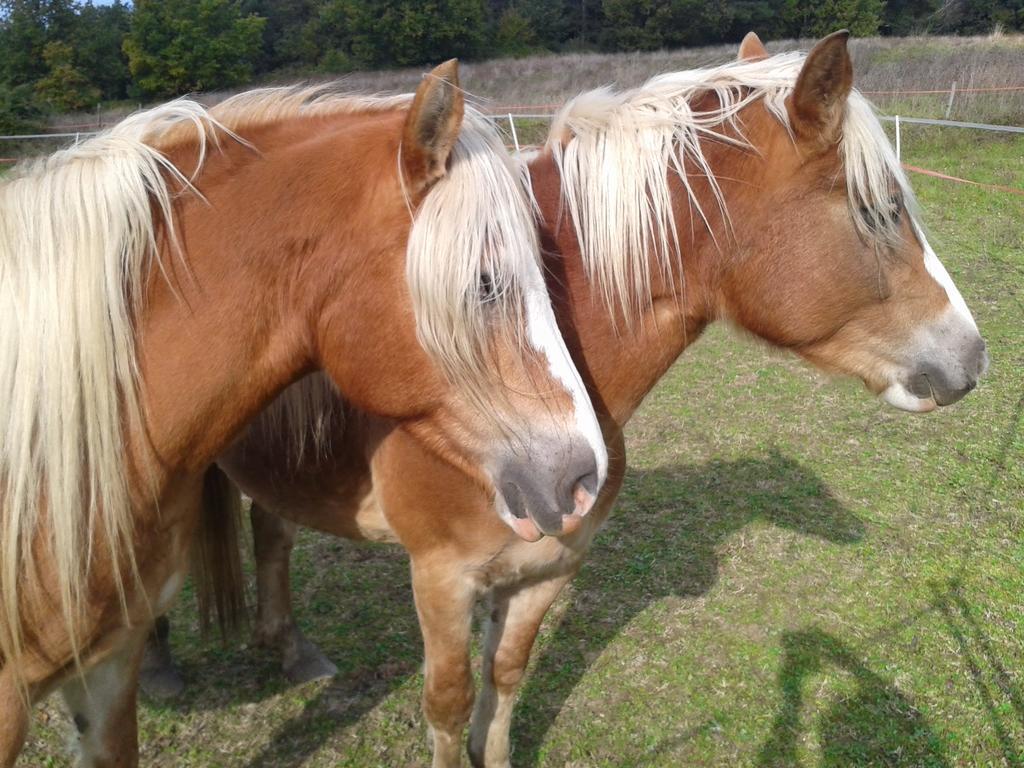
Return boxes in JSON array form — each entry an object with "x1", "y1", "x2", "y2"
[
  {"x1": 882, "y1": 0, "x2": 941, "y2": 34},
  {"x1": 788, "y1": 0, "x2": 885, "y2": 37},
  {"x1": 240, "y1": 0, "x2": 319, "y2": 73},
  {"x1": 123, "y1": 0, "x2": 266, "y2": 98},
  {"x1": 657, "y1": 0, "x2": 734, "y2": 47},
  {"x1": 599, "y1": 0, "x2": 733, "y2": 52},
  {"x1": 494, "y1": 6, "x2": 539, "y2": 57},
  {"x1": 0, "y1": 82, "x2": 42, "y2": 133},
  {"x1": 309, "y1": 0, "x2": 488, "y2": 71},
  {"x1": 72, "y1": 1, "x2": 132, "y2": 100},
  {"x1": 516, "y1": 0, "x2": 574, "y2": 50},
  {"x1": 725, "y1": 0, "x2": 800, "y2": 41},
  {"x1": 0, "y1": 0, "x2": 77, "y2": 86},
  {"x1": 936, "y1": 0, "x2": 1024, "y2": 34},
  {"x1": 34, "y1": 39, "x2": 100, "y2": 110},
  {"x1": 599, "y1": 0, "x2": 665, "y2": 51}
]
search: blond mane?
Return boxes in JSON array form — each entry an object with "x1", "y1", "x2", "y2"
[
  {"x1": 547, "y1": 50, "x2": 915, "y2": 317},
  {"x1": 406, "y1": 106, "x2": 540, "y2": 413},
  {"x1": 0, "y1": 100, "x2": 223, "y2": 674},
  {"x1": 0, "y1": 83, "x2": 539, "y2": 678}
]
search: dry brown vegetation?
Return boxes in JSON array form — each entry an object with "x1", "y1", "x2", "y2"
[
  {"x1": 43, "y1": 33, "x2": 1024, "y2": 135},
  {"x1": 283, "y1": 33, "x2": 1024, "y2": 123}
]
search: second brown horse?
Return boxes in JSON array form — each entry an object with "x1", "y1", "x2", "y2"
[{"x1": 154, "y1": 32, "x2": 987, "y2": 768}]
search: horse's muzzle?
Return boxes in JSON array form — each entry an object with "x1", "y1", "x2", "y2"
[{"x1": 496, "y1": 438, "x2": 600, "y2": 540}]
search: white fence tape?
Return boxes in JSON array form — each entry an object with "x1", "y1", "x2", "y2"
[
  {"x1": 877, "y1": 115, "x2": 1024, "y2": 134},
  {"x1": 1, "y1": 113, "x2": 1021, "y2": 146}
]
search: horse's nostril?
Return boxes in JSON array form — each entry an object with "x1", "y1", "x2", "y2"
[
  {"x1": 909, "y1": 371, "x2": 934, "y2": 400},
  {"x1": 576, "y1": 469, "x2": 598, "y2": 499},
  {"x1": 559, "y1": 448, "x2": 599, "y2": 516},
  {"x1": 501, "y1": 481, "x2": 528, "y2": 520},
  {"x1": 976, "y1": 341, "x2": 990, "y2": 378},
  {"x1": 570, "y1": 471, "x2": 599, "y2": 516}
]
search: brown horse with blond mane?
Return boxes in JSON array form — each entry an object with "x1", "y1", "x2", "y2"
[
  {"x1": 0, "y1": 60, "x2": 609, "y2": 766},
  {"x1": 154, "y1": 32, "x2": 987, "y2": 768}
]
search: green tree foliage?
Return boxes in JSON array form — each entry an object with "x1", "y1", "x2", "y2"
[
  {"x1": 936, "y1": 0, "x2": 1024, "y2": 34},
  {"x1": 659, "y1": 0, "x2": 735, "y2": 47},
  {"x1": 0, "y1": 0, "x2": 1020, "y2": 126},
  {"x1": 240, "y1": 0, "x2": 319, "y2": 72},
  {"x1": 599, "y1": 0, "x2": 734, "y2": 51},
  {"x1": 600, "y1": 0, "x2": 664, "y2": 50},
  {"x1": 495, "y1": 6, "x2": 539, "y2": 57},
  {"x1": 788, "y1": 0, "x2": 885, "y2": 37},
  {"x1": 882, "y1": 0, "x2": 940, "y2": 34},
  {"x1": 0, "y1": 82, "x2": 42, "y2": 133},
  {"x1": 516, "y1": 0, "x2": 575, "y2": 50},
  {"x1": 308, "y1": 0, "x2": 487, "y2": 70},
  {"x1": 34, "y1": 39, "x2": 99, "y2": 110},
  {"x1": 72, "y1": 1, "x2": 132, "y2": 100},
  {"x1": 725, "y1": 0, "x2": 799, "y2": 41},
  {"x1": 123, "y1": 0, "x2": 266, "y2": 97},
  {"x1": 0, "y1": 0, "x2": 77, "y2": 85}
]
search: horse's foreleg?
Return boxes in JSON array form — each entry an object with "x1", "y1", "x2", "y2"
[
  {"x1": 60, "y1": 626, "x2": 147, "y2": 768},
  {"x1": 251, "y1": 502, "x2": 337, "y2": 683},
  {"x1": 0, "y1": 668, "x2": 30, "y2": 767},
  {"x1": 412, "y1": 556, "x2": 477, "y2": 768},
  {"x1": 468, "y1": 573, "x2": 575, "y2": 768},
  {"x1": 138, "y1": 616, "x2": 184, "y2": 700}
]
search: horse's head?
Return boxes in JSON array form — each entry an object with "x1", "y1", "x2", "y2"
[
  {"x1": 718, "y1": 32, "x2": 986, "y2": 411},
  {"x1": 316, "y1": 61, "x2": 606, "y2": 540}
]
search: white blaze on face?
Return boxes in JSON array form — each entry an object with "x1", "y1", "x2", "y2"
[
  {"x1": 879, "y1": 221, "x2": 986, "y2": 413},
  {"x1": 914, "y1": 221, "x2": 977, "y2": 331},
  {"x1": 523, "y1": 286, "x2": 609, "y2": 487}
]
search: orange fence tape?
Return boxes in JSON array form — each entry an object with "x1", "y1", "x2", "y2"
[
  {"x1": 487, "y1": 84, "x2": 1024, "y2": 114},
  {"x1": 902, "y1": 163, "x2": 1024, "y2": 195},
  {"x1": 5, "y1": 157, "x2": 1022, "y2": 196},
  {"x1": 863, "y1": 85, "x2": 1024, "y2": 95}
]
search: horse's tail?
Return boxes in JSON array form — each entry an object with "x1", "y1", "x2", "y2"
[{"x1": 191, "y1": 465, "x2": 247, "y2": 638}]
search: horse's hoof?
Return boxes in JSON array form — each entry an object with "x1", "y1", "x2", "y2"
[
  {"x1": 283, "y1": 642, "x2": 338, "y2": 685},
  {"x1": 468, "y1": 749, "x2": 509, "y2": 768},
  {"x1": 139, "y1": 665, "x2": 186, "y2": 701}
]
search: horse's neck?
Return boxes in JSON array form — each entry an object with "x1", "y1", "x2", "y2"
[
  {"x1": 130, "y1": 133, "x2": 332, "y2": 493},
  {"x1": 533, "y1": 154, "x2": 718, "y2": 429}
]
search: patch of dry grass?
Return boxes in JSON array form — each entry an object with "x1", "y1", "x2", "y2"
[{"x1": 42, "y1": 34, "x2": 1024, "y2": 137}]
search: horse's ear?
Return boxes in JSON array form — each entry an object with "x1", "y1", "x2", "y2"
[
  {"x1": 789, "y1": 30, "x2": 853, "y2": 143},
  {"x1": 402, "y1": 59, "x2": 465, "y2": 195},
  {"x1": 738, "y1": 31, "x2": 768, "y2": 61}
]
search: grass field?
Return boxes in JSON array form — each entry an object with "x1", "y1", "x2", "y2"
[{"x1": 17, "y1": 116, "x2": 1023, "y2": 765}]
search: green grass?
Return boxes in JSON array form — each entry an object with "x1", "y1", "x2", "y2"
[{"x1": 19, "y1": 131, "x2": 1024, "y2": 767}]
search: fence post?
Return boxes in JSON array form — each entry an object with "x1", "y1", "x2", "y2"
[
  {"x1": 895, "y1": 115, "x2": 901, "y2": 161},
  {"x1": 507, "y1": 113, "x2": 520, "y2": 153},
  {"x1": 945, "y1": 82, "x2": 957, "y2": 119}
]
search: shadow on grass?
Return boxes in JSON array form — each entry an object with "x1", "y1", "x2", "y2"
[
  {"x1": 757, "y1": 628, "x2": 950, "y2": 767},
  {"x1": 154, "y1": 538, "x2": 423, "y2": 768},
  {"x1": 165, "y1": 448, "x2": 865, "y2": 766},
  {"x1": 930, "y1": 579, "x2": 1024, "y2": 768},
  {"x1": 510, "y1": 447, "x2": 865, "y2": 765}
]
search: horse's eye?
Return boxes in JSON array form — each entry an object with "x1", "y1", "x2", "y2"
[
  {"x1": 858, "y1": 198, "x2": 902, "y2": 229},
  {"x1": 479, "y1": 272, "x2": 496, "y2": 302}
]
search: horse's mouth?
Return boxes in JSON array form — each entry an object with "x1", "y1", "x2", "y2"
[{"x1": 497, "y1": 501, "x2": 544, "y2": 542}]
